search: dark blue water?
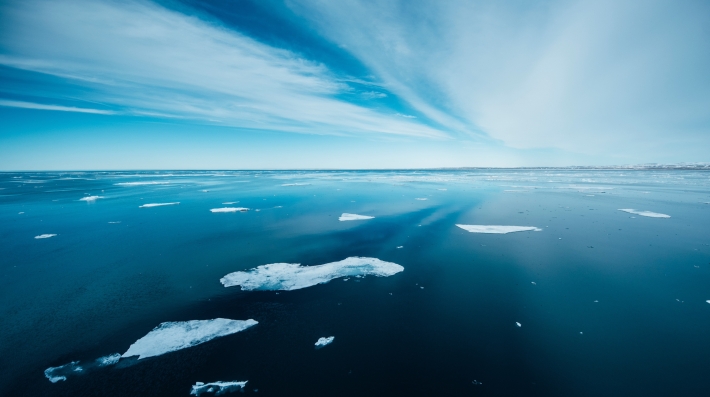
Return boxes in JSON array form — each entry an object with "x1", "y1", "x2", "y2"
[{"x1": 1, "y1": 170, "x2": 709, "y2": 396}]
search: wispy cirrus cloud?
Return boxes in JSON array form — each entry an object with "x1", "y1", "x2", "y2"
[
  {"x1": 0, "y1": 99, "x2": 115, "y2": 114},
  {"x1": 0, "y1": 0, "x2": 448, "y2": 139},
  {"x1": 289, "y1": 0, "x2": 710, "y2": 156}
]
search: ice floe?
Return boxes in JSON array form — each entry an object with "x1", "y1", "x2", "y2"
[
  {"x1": 35, "y1": 234, "x2": 57, "y2": 239},
  {"x1": 706, "y1": 300, "x2": 710, "y2": 304},
  {"x1": 139, "y1": 202, "x2": 180, "y2": 208},
  {"x1": 516, "y1": 322, "x2": 522, "y2": 327},
  {"x1": 115, "y1": 181, "x2": 170, "y2": 186},
  {"x1": 122, "y1": 318, "x2": 258, "y2": 360},
  {"x1": 339, "y1": 213, "x2": 374, "y2": 221},
  {"x1": 79, "y1": 195, "x2": 103, "y2": 201},
  {"x1": 210, "y1": 207, "x2": 249, "y2": 213},
  {"x1": 191, "y1": 381, "x2": 248, "y2": 396},
  {"x1": 618, "y1": 209, "x2": 670, "y2": 218},
  {"x1": 221, "y1": 257, "x2": 403, "y2": 291},
  {"x1": 456, "y1": 225, "x2": 542, "y2": 234},
  {"x1": 44, "y1": 361, "x2": 82, "y2": 383},
  {"x1": 315, "y1": 336, "x2": 334, "y2": 348}
]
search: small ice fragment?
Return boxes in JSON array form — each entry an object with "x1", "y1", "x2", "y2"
[
  {"x1": 339, "y1": 213, "x2": 374, "y2": 221},
  {"x1": 315, "y1": 336, "x2": 334, "y2": 348},
  {"x1": 210, "y1": 207, "x2": 249, "y2": 213},
  {"x1": 95, "y1": 353, "x2": 121, "y2": 367},
  {"x1": 472, "y1": 380, "x2": 482, "y2": 385},
  {"x1": 221, "y1": 257, "x2": 403, "y2": 291},
  {"x1": 396, "y1": 246, "x2": 403, "y2": 249},
  {"x1": 139, "y1": 202, "x2": 179, "y2": 208},
  {"x1": 594, "y1": 300, "x2": 599, "y2": 303},
  {"x1": 531, "y1": 282, "x2": 536, "y2": 285},
  {"x1": 18, "y1": 212, "x2": 24, "y2": 214},
  {"x1": 281, "y1": 183, "x2": 310, "y2": 186},
  {"x1": 438, "y1": 189, "x2": 447, "y2": 191},
  {"x1": 201, "y1": 190, "x2": 209, "y2": 192},
  {"x1": 706, "y1": 300, "x2": 710, "y2": 304},
  {"x1": 222, "y1": 202, "x2": 239, "y2": 205},
  {"x1": 122, "y1": 318, "x2": 258, "y2": 360},
  {"x1": 44, "y1": 361, "x2": 81, "y2": 383},
  {"x1": 618, "y1": 209, "x2": 670, "y2": 218},
  {"x1": 420, "y1": 286, "x2": 424, "y2": 289},
  {"x1": 108, "y1": 221, "x2": 121, "y2": 224},
  {"x1": 191, "y1": 381, "x2": 247, "y2": 396},
  {"x1": 456, "y1": 225, "x2": 542, "y2": 234},
  {"x1": 415, "y1": 198, "x2": 428, "y2": 201},
  {"x1": 515, "y1": 322, "x2": 522, "y2": 327},
  {"x1": 79, "y1": 196, "x2": 103, "y2": 201},
  {"x1": 580, "y1": 332, "x2": 583, "y2": 335},
  {"x1": 35, "y1": 234, "x2": 57, "y2": 239}
]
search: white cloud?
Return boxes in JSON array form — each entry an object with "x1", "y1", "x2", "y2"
[
  {"x1": 289, "y1": 0, "x2": 710, "y2": 156},
  {"x1": 0, "y1": 99, "x2": 115, "y2": 114},
  {"x1": 0, "y1": 0, "x2": 447, "y2": 139}
]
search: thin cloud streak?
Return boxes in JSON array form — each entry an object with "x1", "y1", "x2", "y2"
[
  {"x1": 0, "y1": 0, "x2": 448, "y2": 139},
  {"x1": 0, "y1": 99, "x2": 116, "y2": 114}
]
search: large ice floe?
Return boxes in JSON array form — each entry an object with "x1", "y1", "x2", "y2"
[
  {"x1": 44, "y1": 361, "x2": 82, "y2": 383},
  {"x1": 339, "y1": 213, "x2": 374, "y2": 221},
  {"x1": 618, "y1": 209, "x2": 670, "y2": 218},
  {"x1": 315, "y1": 336, "x2": 334, "y2": 348},
  {"x1": 456, "y1": 225, "x2": 542, "y2": 234},
  {"x1": 139, "y1": 202, "x2": 180, "y2": 208},
  {"x1": 210, "y1": 207, "x2": 249, "y2": 213},
  {"x1": 35, "y1": 234, "x2": 57, "y2": 239},
  {"x1": 79, "y1": 195, "x2": 103, "y2": 201},
  {"x1": 122, "y1": 319, "x2": 257, "y2": 360},
  {"x1": 221, "y1": 257, "x2": 403, "y2": 291},
  {"x1": 115, "y1": 181, "x2": 170, "y2": 186},
  {"x1": 191, "y1": 381, "x2": 248, "y2": 396}
]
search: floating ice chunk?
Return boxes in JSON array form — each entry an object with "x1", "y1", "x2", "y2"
[
  {"x1": 618, "y1": 209, "x2": 670, "y2": 218},
  {"x1": 35, "y1": 234, "x2": 57, "y2": 239},
  {"x1": 44, "y1": 361, "x2": 81, "y2": 383},
  {"x1": 222, "y1": 202, "x2": 239, "y2": 205},
  {"x1": 531, "y1": 282, "x2": 536, "y2": 285},
  {"x1": 315, "y1": 336, "x2": 334, "y2": 348},
  {"x1": 95, "y1": 353, "x2": 121, "y2": 367},
  {"x1": 122, "y1": 318, "x2": 258, "y2": 360},
  {"x1": 210, "y1": 207, "x2": 249, "y2": 213},
  {"x1": 456, "y1": 225, "x2": 542, "y2": 234},
  {"x1": 396, "y1": 246, "x2": 403, "y2": 249},
  {"x1": 281, "y1": 183, "x2": 310, "y2": 186},
  {"x1": 415, "y1": 198, "x2": 428, "y2": 200},
  {"x1": 139, "y1": 202, "x2": 179, "y2": 208},
  {"x1": 339, "y1": 213, "x2": 374, "y2": 221},
  {"x1": 18, "y1": 211, "x2": 24, "y2": 214},
  {"x1": 706, "y1": 300, "x2": 710, "y2": 304},
  {"x1": 191, "y1": 381, "x2": 247, "y2": 396},
  {"x1": 221, "y1": 257, "x2": 403, "y2": 291},
  {"x1": 115, "y1": 181, "x2": 170, "y2": 186},
  {"x1": 515, "y1": 322, "x2": 522, "y2": 327},
  {"x1": 79, "y1": 195, "x2": 103, "y2": 201},
  {"x1": 108, "y1": 221, "x2": 121, "y2": 224}
]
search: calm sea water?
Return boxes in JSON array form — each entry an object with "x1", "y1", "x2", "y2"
[{"x1": 1, "y1": 170, "x2": 709, "y2": 396}]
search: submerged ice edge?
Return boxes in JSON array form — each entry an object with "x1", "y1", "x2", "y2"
[
  {"x1": 618, "y1": 209, "x2": 671, "y2": 218},
  {"x1": 122, "y1": 318, "x2": 258, "y2": 360},
  {"x1": 191, "y1": 381, "x2": 248, "y2": 396},
  {"x1": 44, "y1": 353, "x2": 121, "y2": 383},
  {"x1": 339, "y1": 213, "x2": 375, "y2": 221},
  {"x1": 139, "y1": 202, "x2": 180, "y2": 208},
  {"x1": 456, "y1": 225, "x2": 542, "y2": 234},
  {"x1": 221, "y1": 257, "x2": 404, "y2": 291}
]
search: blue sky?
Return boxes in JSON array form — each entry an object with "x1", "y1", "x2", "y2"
[{"x1": 1, "y1": 0, "x2": 708, "y2": 169}]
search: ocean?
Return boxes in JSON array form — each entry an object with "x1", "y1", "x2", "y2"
[{"x1": 1, "y1": 170, "x2": 709, "y2": 396}]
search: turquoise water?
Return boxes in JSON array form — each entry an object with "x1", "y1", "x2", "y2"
[{"x1": 1, "y1": 170, "x2": 709, "y2": 396}]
